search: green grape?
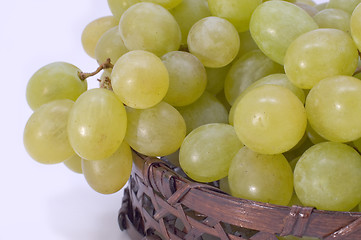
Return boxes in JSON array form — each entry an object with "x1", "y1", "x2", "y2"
[
  {"x1": 140, "y1": 0, "x2": 182, "y2": 9},
  {"x1": 207, "y1": 0, "x2": 262, "y2": 32},
  {"x1": 294, "y1": 3, "x2": 318, "y2": 17},
  {"x1": 351, "y1": 3, "x2": 361, "y2": 51},
  {"x1": 306, "y1": 123, "x2": 326, "y2": 145},
  {"x1": 125, "y1": 102, "x2": 186, "y2": 157},
  {"x1": 306, "y1": 75, "x2": 361, "y2": 142},
  {"x1": 24, "y1": 99, "x2": 75, "y2": 164},
  {"x1": 205, "y1": 64, "x2": 231, "y2": 95},
  {"x1": 228, "y1": 146, "x2": 293, "y2": 206},
  {"x1": 176, "y1": 91, "x2": 228, "y2": 134},
  {"x1": 187, "y1": 16, "x2": 240, "y2": 68},
  {"x1": 94, "y1": 27, "x2": 128, "y2": 65},
  {"x1": 313, "y1": 8, "x2": 351, "y2": 33},
  {"x1": 111, "y1": 50, "x2": 169, "y2": 109},
  {"x1": 326, "y1": 0, "x2": 361, "y2": 14},
  {"x1": 250, "y1": 1, "x2": 318, "y2": 65},
  {"x1": 179, "y1": 123, "x2": 243, "y2": 182},
  {"x1": 170, "y1": 0, "x2": 211, "y2": 45},
  {"x1": 67, "y1": 88, "x2": 127, "y2": 161},
  {"x1": 81, "y1": 16, "x2": 118, "y2": 58},
  {"x1": 119, "y1": 2, "x2": 181, "y2": 57},
  {"x1": 107, "y1": 0, "x2": 140, "y2": 20},
  {"x1": 315, "y1": 2, "x2": 327, "y2": 11},
  {"x1": 161, "y1": 51, "x2": 207, "y2": 107},
  {"x1": 82, "y1": 141, "x2": 132, "y2": 194},
  {"x1": 284, "y1": 29, "x2": 358, "y2": 89},
  {"x1": 224, "y1": 50, "x2": 284, "y2": 105},
  {"x1": 353, "y1": 137, "x2": 361, "y2": 153},
  {"x1": 219, "y1": 177, "x2": 231, "y2": 195},
  {"x1": 294, "y1": 142, "x2": 361, "y2": 211},
  {"x1": 26, "y1": 62, "x2": 87, "y2": 111},
  {"x1": 64, "y1": 154, "x2": 82, "y2": 174},
  {"x1": 288, "y1": 191, "x2": 303, "y2": 207},
  {"x1": 233, "y1": 31, "x2": 259, "y2": 62},
  {"x1": 233, "y1": 85, "x2": 307, "y2": 155}
]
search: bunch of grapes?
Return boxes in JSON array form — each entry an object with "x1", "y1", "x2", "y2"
[{"x1": 22, "y1": 0, "x2": 361, "y2": 233}]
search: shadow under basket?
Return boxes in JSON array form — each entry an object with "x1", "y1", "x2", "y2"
[{"x1": 118, "y1": 151, "x2": 361, "y2": 240}]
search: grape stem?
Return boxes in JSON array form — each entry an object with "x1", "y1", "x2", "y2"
[{"x1": 78, "y1": 58, "x2": 113, "y2": 80}]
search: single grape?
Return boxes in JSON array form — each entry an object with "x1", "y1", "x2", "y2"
[
  {"x1": 81, "y1": 16, "x2": 118, "y2": 58},
  {"x1": 67, "y1": 88, "x2": 127, "y2": 161},
  {"x1": 140, "y1": 0, "x2": 182, "y2": 9},
  {"x1": 82, "y1": 141, "x2": 132, "y2": 194},
  {"x1": 315, "y1": 2, "x2": 328, "y2": 11},
  {"x1": 187, "y1": 16, "x2": 240, "y2": 68},
  {"x1": 26, "y1": 62, "x2": 87, "y2": 111},
  {"x1": 119, "y1": 2, "x2": 181, "y2": 57},
  {"x1": 125, "y1": 102, "x2": 186, "y2": 157},
  {"x1": 294, "y1": 3, "x2": 319, "y2": 17},
  {"x1": 24, "y1": 99, "x2": 75, "y2": 164},
  {"x1": 228, "y1": 146, "x2": 293, "y2": 206},
  {"x1": 326, "y1": 0, "x2": 361, "y2": 14},
  {"x1": 107, "y1": 0, "x2": 140, "y2": 20},
  {"x1": 294, "y1": 142, "x2": 361, "y2": 211},
  {"x1": 313, "y1": 8, "x2": 351, "y2": 33},
  {"x1": 64, "y1": 154, "x2": 82, "y2": 174},
  {"x1": 351, "y1": 3, "x2": 361, "y2": 51},
  {"x1": 179, "y1": 123, "x2": 243, "y2": 182},
  {"x1": 111, "y1": 50, "x2": 169, "y2": 109}
]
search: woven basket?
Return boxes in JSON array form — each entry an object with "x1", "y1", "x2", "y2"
[{"x1": 118, "y1": 151, "x2": 361, "y2": 240}]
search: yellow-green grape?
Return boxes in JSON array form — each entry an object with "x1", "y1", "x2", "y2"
[
  {"x1": 179, "y1": 123, "x2": 243, "y2": 182},
  {"x1": 26, "y1": 62, "x2": 87, "y2": 111},
  {"x1": 315, "y1": 2, "x2": 328, "y2": 11},
  {"x1": 125, "y1": 102, "x2": 186, "y2": 157},
  {"x1": 24, "y1": 100, "x2": 75, "y2": 164},
  {"x1": 219, "y1": 177, "x2": 231, "y2": 195},
  {"x1": 313, "y1": 9, "x2": 351, "y2": 33},
  {"x1": 233, "y1": 85, "x2": 307, "y2": 155},
  {"x1": 94, "y1": 27, "x2": 128, "y2": 65},
  {"x1": 284, "y1": 29, "x2": 358, "y2": 89},
  {"x1": 294, "y1": 142, "x2": 361, "y2": 211},
  {"x1": 140, "y1": 0, "x2": 182, "y2": 9},
  {"x1": 228, "y1": 146, "x2": 293, "y2": 206},
  {"x1": 176, "y1": 91, "x2": 228, "y2": 134},
  {"x1": 353, "y1": 137, "x2": 361, "y2": 153},
  {"x1": 306, "y1": 123, "x2": 326, "y2": 145},
  {"x1": 81, "y1": 16, "x2": 118, "y2": 58},
  {"x1": 207, "y1": 0, "x2": 262, "y2": 32},
  {"x1": 111, "y1": 50, "x2": 169, "y2": 109},
  {"x1": 119, "y1": 2, "x2": 181, "y2": 57},
  {"x1": 107, "y1": 0, "x2": 140, "y2": 20},
  {"x1": 250, "y1": 1, "x2": 318, "y2": 65},
  {"x1": 233, "y1": 31, "x2": 259, "y2": 62},
  {"x1": 205, "y1": 65, "x2": 231, "y2": 95},
  {"x1": 295, "y1": 0, "x2": 316, "y2": 6},
  {"x1": 224, "y1": 50, "x2": 284, "y2": 105},
  {"x1": 351, "y1": 3, "x2": 361, "y2": 51},
  {"x1": 306, "y1": 75, "x2": 361, "y2": 142},
  {"x1": 67, "y1": 88, "x2": 127, "y2": 160},
  {"x1": 82, "y1": 141, "x2": 132, "y2": 194},
  {"x1": 294, "y1": 3, "x2": 319, "y2": 17},
  {"x1": 327, "y1": 0, "x2": 361, "y2": 14},
  {"x1": 161, "y1": 51, "x2": 207, "y2": 107},
  {"x1": 170, "y1": 0, "x2": 211, "y2": 45},
  {"x1": 187, "y1": 16, "x2": 240, "y2": 68},
  {"x1": 64, "y1": 154, "x2": 82, "y2": 174}
]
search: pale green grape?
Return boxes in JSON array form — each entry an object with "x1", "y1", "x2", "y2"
[
  {"x1": 315, "y1": 2, "x2": 327, "y2": 11},
  {"x1": 67, "y1": 88, "x2": 127, "y2": 160},
  {"x1": 233, "y1": 85, "x2": 307, "y2": 154},
  {"x1": 327, "y1": 0, "x2": 361, "y2": 14},
  {"x1": 64, "y1": 154, "x2": 82, "y2": 174},
  {"x1": 111, "y1": 50, "x2": 169, "y2": 109},
  {"x1": 125, "y1": 102, "x2": 186, "y2": 156},
  {"x1": 284, "y1": 29, "x2": 358, "y2": 89},
  {"x1": 207, "y1": 0, "x2": 262, "y2": 32},
  {"x1": 351, "y1": 3, "x2": 361, "y2": 51},
  {"x1": 250, "y1": 1, "x2": 318, "y2": 65},
  {"x1": 140, "y1": 0, "x2": 182, "y2": 9},
  {"x1": 306, "y1": 75, "x2": 361, "y2": 142},
  {"x1": 179, "y1": 123, "x2": 243, "y2": 182},
  {"x1": 81, "y1": 16, "x2": 118, "y2": 58},
  {"x1": 205, "y1": 64, "x2": 231, "y2": 95},
  {"x1": 187, "y1": 16, "x2": 240, "y2": 68},
  {"x1": 119, "y1": 2, "x2": 181, "y2": 57},
  {"x1": 26, "y1": 62, "x2": 87, "y2": 111},
  {"x1": 82, "y1": 141, "x2": 132, "y2": 194},
  {"x1": 161, "y1": 51, "x2": 207, "y2": 107},
  {"x1": 24, "y1": 99, "x2": 75, "y2": 164},
  {"x1": 294, "y1": 3, "x2": 319, "y2": 16},
  {"x1": 107, "y1": 0, "x2": 140, "y2": 20},
  {"x1": 313, "y1": 8, "x2": 351, "y2": 33},
  {"x1": 95, "y1": 27, "x2": 128, "y2": 65},
  {"x1": 176, "y1": 91, "x2": 228, "y2": 134},
  {"x1": 224, "y1": 50, "x2": 284, "y2": 105},
  {"x1": 294, "y1": 142, "x2": 361, "y2": 211},
  {"x1": 170, "y1": 0, "x2": 211, "y2": 45},
  {"x1": 228, "y1": 146, "x2": 293, "y2": 206},
  {"x1": 233, "y1": 31, "x2": 259, "y2": 62}
]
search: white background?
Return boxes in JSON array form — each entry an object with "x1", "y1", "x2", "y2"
[{"x1": 0, "y1": 0, "x2": 327, "y2": 239}]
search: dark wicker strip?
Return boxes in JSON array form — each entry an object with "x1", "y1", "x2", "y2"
[
  {"x1": 280, "y1": 205, "x2": 314, "y2": 237},
  {"x1": 324, "y1": 216, "x2": 361, "y2": 240}
]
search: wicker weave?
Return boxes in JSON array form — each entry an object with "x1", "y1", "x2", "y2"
[{"x1": 118, "y1": 151, "x2": 361, "y2": 240}]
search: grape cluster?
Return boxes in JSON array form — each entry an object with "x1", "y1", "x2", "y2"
[{"x1": 23, "y1": 0, "x2": 361, "y2": 224}]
